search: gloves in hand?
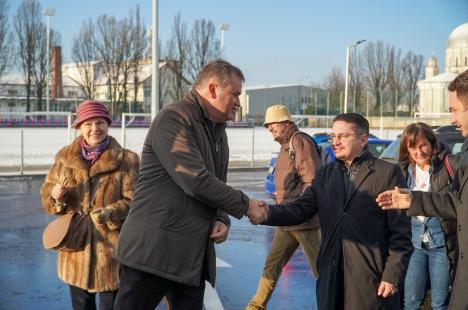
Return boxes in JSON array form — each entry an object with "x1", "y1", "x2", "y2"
[{"x1": 90, "y1": 208, "x2": 113, "y2": 225}]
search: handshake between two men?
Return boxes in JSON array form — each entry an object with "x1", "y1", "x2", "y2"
[{"x1": 246, "y1": 198, "x2": 270, "y2": 224}]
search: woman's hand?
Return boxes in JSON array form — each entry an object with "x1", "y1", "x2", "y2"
[
  {"x1": 51, "y1": 183, "x2": 68, "y2": 201},
  {"x1": 90, "y1": 208, "x2": 113, "y2": 225}
]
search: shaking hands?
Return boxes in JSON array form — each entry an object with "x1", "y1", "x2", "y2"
[{"x1": 247, "y1": 198, "x2": 269, "y2": 225}]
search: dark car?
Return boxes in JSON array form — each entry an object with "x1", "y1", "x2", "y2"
[
  {"x1": 379, "y1": 125, "x2": 465, "y2": 164},
  {"x1": 265, "y1": 137, "x2": 392, "y2": 198}
]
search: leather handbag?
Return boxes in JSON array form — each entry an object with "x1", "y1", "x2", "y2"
[
  {"x1": 42, "y1": 211, "x2": 89, "y2": 252},
  {"x1": 43, "y1": 178, "x2": 100, "y2": 252}
]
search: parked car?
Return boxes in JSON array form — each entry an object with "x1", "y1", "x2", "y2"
[
  {"x1": 265, "y1": 137, "x2": 392, "y2": 198},
  {"x1": 379, "y1": 125, "x2": 465, "y2": 164},
  {"x1": 318, "y1": 138, "x2": 392, "y2": 161}
]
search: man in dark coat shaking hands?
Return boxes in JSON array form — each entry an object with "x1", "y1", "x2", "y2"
[{"x1": 250, "y1": 113, "x2": 413, "y2": 310}]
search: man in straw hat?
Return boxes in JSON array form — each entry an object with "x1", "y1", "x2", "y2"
[{"x1": 246, "y1": 105, "x2": 322, "y2": 309}]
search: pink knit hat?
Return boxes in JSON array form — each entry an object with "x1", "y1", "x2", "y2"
[{"x1": 74, "y1": 100, "x2": 112, "y2": 128}]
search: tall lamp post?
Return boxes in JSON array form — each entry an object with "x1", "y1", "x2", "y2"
[
  {"x1": 44, "y1": 8, "x2": 55, "y2": 114},
  {"x1": 344, "y1": 39, "x2": 366, "y2": 113},
  {"x1": 219, "y1": 23, "x2": 229, "y2": 57},
  {"x1": 151, "y1": 0, "x2": 159, "y2": 120}
]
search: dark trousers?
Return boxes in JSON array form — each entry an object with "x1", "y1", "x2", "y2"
[
  {"x1": 114, "y1": 264, "x2": 205, "y2": 310},
  {"x1": 69, "y1": 285, "x2": 117, "y2": 310}
]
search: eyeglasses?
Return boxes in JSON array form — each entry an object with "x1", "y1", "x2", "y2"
[{"x1": 328, "y1": 133, "x2": 364, "y2": 143}]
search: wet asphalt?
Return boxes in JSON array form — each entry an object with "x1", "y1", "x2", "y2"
[{"x1": 0, "y1": 171, "x2": 317, "y2": 310}]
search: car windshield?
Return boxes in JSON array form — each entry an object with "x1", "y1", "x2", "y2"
[
  {"x1": 320, "y1": 140, "x2": 390, "y2": 159},
  {"x1": 379, "y1": 139, "x2": 401, "y2": 163},
  {"x1": 379, "y1": 132, "x2": 465, "y2": 164},
  {"x1": 368, "y1": 143, "x2": 390, "y2": 158}
]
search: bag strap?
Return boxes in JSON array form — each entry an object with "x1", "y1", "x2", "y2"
[
  {"x1": 288, "y1": 131, "x2": 302, "y2": 158},
  {"x1": 288, "y1": 131, "x2": 320, "y2": 159},
  {"x1": 444, "y1": 155, "x2": 455, "y2": 181}
]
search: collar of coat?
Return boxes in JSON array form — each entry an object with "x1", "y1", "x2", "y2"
[
  {"x1": 59, "y1": 135, "x2": 124, "y2": 177},
  {"x1": 277, "y1": 123, "x2": 299, "y2": 145},
  {"x1": 185, "y1": 90, "x2": 227, "y2": 131},
  {"x1": 336, "y1": 148, "x2": 371, "y2": 170}
]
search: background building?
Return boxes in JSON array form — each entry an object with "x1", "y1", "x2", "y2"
[
  {"x1": 240, "y1": 84, "x2": 312, "y2": 122},
  {"x1": 418, "y1": 23, "x2": 468, "y2": 115}
]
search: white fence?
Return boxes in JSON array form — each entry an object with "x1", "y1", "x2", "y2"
[{"x1": 2, "y1": 111, "x2": 454, "y2": 174}]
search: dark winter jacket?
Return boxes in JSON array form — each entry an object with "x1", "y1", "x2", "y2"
[
  {"x1": 399, "y1": 143, "x2": 459, "y2": 266},
  {"x1": 264, "y1": 150, "x2": 412, "y2": 310},
  {"x1": 409, "y1": 138, "x2": 468, "y2": 310},
  {"x1": 116, "y1": 90, "x2": 249, "y2": 287}
]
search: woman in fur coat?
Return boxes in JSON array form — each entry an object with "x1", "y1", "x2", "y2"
[{"x1": 41, "y1": 100, "x2": 140, "y2": 310}]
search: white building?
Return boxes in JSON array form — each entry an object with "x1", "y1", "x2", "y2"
[{"x1": 418, "y1": 23, "x2": 468, "y2": 114}]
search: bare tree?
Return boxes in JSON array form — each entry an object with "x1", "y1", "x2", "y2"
[
  {"x1": 129, "y1": 5, "x2": 147, "y2": 112},
  {"x1": 362, "y1": 41, "x2": 390, "y2": 110},
  {"x1": 95, "y1": 14, "x2": 125, "y2": 117},
  {"x1": 387, "y1": 46, "x2": 406, "y2": 113},
  {"x1": 116, "y1": 16, "x2": 133, "y2": 112},
  {"x1": 402, "y1": 51, "x2": 424, "y2": 115},
  {"x1": 349, "y1": 49, "x2": 365, "y2": 113},
  {"x1": 14, "y1": 0, "x2": 43, "y2": 112},
  {"x1": 32, "y1": 26, "x2": 60, "y2": 111},
  {"x1": 166, "y1": 12, "x2": 189, "y2": 102},
  {"x1": 323, "y1": 66, "x2": 345, "y2": 92},
  {"x1": 322, "y1": 66, "x2": 345, "y2": 113},
  {"x1": 71, "y1": 19, "x2": 97, "y2": 99},
  {"x1": 187, "y1": 19, "x2": 221, "y2": 83},
  {"x1": 0, "y1": 0, "x2": 12, "y2": 82}
]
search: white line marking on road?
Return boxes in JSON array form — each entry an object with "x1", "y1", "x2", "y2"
[
  {"x1": 216, "y1": 257, "x2": 232, "y2": 268},
  {"x1": 203, "y1": 257, "x2": 232, "y2": 309},
  {"x1": 204, "y1": 282, "x2": 224, "y2": 310}
]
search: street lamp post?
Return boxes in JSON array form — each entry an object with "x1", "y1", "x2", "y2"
[
  {"x1": 44, "y1": 8, "x2": 55, "y2": 114},
  {"x1": 219, "y1": 23, "x2": 229, "y2": 57},
  {"x1": 151, "y1": 0, "x2": 159, "y2": 120},
  {"x1": 344, "y1": 39, "x2": 366, "y2": 113}
]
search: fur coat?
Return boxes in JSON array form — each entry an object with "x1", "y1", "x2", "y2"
[{"x1": 41, "y1": 135, "x2": 140, "y2": 292}]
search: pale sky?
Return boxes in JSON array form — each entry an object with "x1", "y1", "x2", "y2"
[{"x1": 7, "y1": 0, "x2": 468, "y2": 86}]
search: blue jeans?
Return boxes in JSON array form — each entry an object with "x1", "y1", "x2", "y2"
[{"x1": 404, "y1": 247, "x2": 450, "y2": 310}]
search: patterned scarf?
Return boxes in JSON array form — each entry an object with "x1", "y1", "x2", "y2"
[{"x1": 81, "y1": 136, "x2": 110, "y2": 166}]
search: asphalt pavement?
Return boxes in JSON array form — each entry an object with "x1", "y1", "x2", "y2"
[{"x1": 0, "y1": 171, "x2": 317, "y2": 310}]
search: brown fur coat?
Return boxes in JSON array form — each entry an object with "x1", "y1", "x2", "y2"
[{"x1": 41, "y1": 135, "x2": 140, "y2": 292}]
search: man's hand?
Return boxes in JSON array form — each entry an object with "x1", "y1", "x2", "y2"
[
  {"x1": 51, "y1": 183, "x2": 68, "y2": 201},
  {"x1": 90, "y1": 208, "x2": 113, "y2": 225},
  {"x1": 210, "y1": 221, "x2": 229, "y2": 244},
  {"x1": 377, "y1": 281, "x2": 398, "y2": 298},
  {"x1": 376, "y1": 186, "x2": 412, "y2": 210},
  {"x1": 247, "y1": 198, "x2": 269, "y2": 224}
]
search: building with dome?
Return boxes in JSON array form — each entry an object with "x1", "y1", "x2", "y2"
[{"x1": 418, "y1": 23, "x2": 468, "y2": 115}]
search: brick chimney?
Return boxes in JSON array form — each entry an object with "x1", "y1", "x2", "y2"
[{"x1": 51, "y1": 46, "x2": 63, "y2": 99}]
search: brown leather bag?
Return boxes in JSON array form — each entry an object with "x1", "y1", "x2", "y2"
[
  {"x1": 43, "y1": 178, "x2": 100, "y2": 252},
  {"x1": 43, "y1": 211, "x2": 89, "y2": 252}
]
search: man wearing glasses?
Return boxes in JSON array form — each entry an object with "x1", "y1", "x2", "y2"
[{"x1": 249, "y1": 113, "x2": 412, "y2": 310}]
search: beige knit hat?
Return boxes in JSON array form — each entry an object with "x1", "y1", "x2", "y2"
[{"x1": 263, "y1": 105, "x2": 293, "y2": 127}]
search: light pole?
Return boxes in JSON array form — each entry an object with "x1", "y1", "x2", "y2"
[
  {"x1": 344, "y1": 39, "x2": 366, "y2": 113},
  {"x1": 151, "y1": 0, "x2": 159, "y2": 120},
  {"x1": 44, "y1": 8, "x2": 55, "y2": 114},
  {"x1": 219, "y1": 23, "x2": 229, "y2": 57}
]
